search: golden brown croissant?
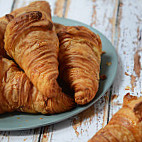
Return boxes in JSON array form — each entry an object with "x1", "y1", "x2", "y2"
[
  {"x1": 88, "y1": 94, "x2": 142, "y2": 142},
  {"x1": 0, "y1": 57, "x2": 75, "y2": 114},
  {"x1": 0, "y1": 1, "x2": 51, "y2": 59},
  {"x1": 4, "y1": 7, "x2": 59, "y2": 98},
  {"x1": 57, "y1": 26, "x2": 102, "y2": 105}
]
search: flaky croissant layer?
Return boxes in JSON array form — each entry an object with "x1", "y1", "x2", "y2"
[
  {"x1": 57, "y1": 26, "x2": 102, "y2": 105},
  {"x1": 0, "y1": 57, "x2": 75, "y2": 114},
  {"x1": 4, "y1": 5, "x2": 59, "y2": 99},
  {"x1": 88, "y1": 94, "x2": 142, "y2": 142}
]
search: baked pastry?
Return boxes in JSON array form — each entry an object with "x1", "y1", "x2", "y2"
[
  {"x1": 54, "y1": 23, "x2": 66, "y2": 33},
  {"x1": 5, "y1": 4, "x2": 59, "y2": 98},
  {"x1": 0, "y1": 1, "x2": 51, "y2": 59},
  {"x1": 0, "y1": 57, "x2": 75, "y2": 114},
  {"x1": 0, "y1": 15, "x2": 14, "y2": 59},
  {"x1": 11, "y1": 1, "x2": 51, "y2": 18},
  {"x1": 88, "y1": 94, "x2": 142, "y2": 142},
  {"x1": 57, "y1": 26, "x2": 102, "y2": 105}
]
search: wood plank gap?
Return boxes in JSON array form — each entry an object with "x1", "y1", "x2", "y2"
[
  {"x1": 113, "y1": 0, "x2": 121, "y2": 50},
  {"x1": 38, "y1": 127, "x2": 44, "y2": 142},
  {"x1": 106, "y1": 87, "x2": 112, "y2": 124},
  {"x1": 62, "y1": 0, "x2": 68, "y2": 18},
  {"x1": 107, "y1": 0, "x2": 120, "y2": 123},
  {"x1": 49, "y1": 125, "x2": 54, "y2": 142},
  {"x1": 10, "y1": 0, "x2": 16, "y2": 12}
]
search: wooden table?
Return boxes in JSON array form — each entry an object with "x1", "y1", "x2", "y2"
[{"x1": 0, "y1": 0, "x2": 142, "y2": 141}]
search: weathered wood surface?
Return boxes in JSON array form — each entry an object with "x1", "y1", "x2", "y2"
[
  {"x1": 0, "y1": 0, "x2": 141, "y2": 142},
  {"x1": 109, "y1": 0, "x2": 142, "y2": 119}
]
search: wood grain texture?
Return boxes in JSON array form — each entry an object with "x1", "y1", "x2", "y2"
[
  {"x1": 54, "y1": 0, "x2": 65, "y2": 17},
  {"x1": 110, "y1": 0, "x2": 142, "y2": 119}
]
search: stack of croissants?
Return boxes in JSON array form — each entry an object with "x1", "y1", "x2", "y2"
[{"x1": 0, "y1": 1, "x2": 141, "y2": 141}]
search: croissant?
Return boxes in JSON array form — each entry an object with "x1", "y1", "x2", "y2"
[
  {"x1": 4, "y1": 4, "x2": 59, "y2": 98},
  {"x1": 88, "y1": 94, "x2": 142, "y2": 142},
  {"x1": 0, "y1": 57, "x2": 75, "y2": 114},
  {"x1": 57, "y1": 26, "x2": 102, "y2": 105},
  {"x1": 11, "y1": 1, "x2": 51, "y2": 18},
  {"x1": 0, "y1": 1, "x2": 51, "y2": 59},
  {"x1": 0, "y1": 15, "x2": 14, "y2": 58}
]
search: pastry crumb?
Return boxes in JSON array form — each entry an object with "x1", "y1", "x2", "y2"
[
  {"x1": 40, "y1": 118, "x2": 43, "y2": 119},
  {"x1": 102, "y1": 51, "x2": 106, "y2": 54},
  {"x1": 43, "y1": 135, "x2": 47, "y2": 138},
  {"x1": 125, "y1": 72, "x2": 129, "y2": 76},
  {"x1": 111, "y1": 94, "x2": 118, "y2": 100},
  {"x1": 100, "y1": 75, "x2": 107, "y2": 80},
  {"x1": 125, "y1": 86, "x2": 130, "y2": 90},
  {"x1": 17, "y1": 117, "x2": 20, "y2": 119},
  {"x1": 106, "y1": 62, "x2": 112, "y2": 66}
]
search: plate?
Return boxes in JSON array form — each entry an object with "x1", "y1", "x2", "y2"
[{"x1": 0, "y1": 17, "x2": 118, "y2": 131}]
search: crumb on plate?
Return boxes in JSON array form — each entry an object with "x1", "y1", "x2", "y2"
[
  {"x1": 106, "y1": 62, "x2": 112, "y2": 66},
  {"x1": 100, "y1": 74, "x2": 107, "y2": 80}
]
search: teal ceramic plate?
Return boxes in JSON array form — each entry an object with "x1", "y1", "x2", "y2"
[{"x1": 0, "y1": 17, "x2": 118, "y2": 131}]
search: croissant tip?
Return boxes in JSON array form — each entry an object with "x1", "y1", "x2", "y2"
[
  {"x1": 123, "y1": 93, "x2": 138, "y2": 106},
  {"x1": 5, "y1": 14, "x2": 14, "y2": 22},
  {"x1": 75, "y1": 90, "x2": 94, "y2": 105}
]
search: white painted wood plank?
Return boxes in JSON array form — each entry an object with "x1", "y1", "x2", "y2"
[
  {"x1": 65, "y1": 0, "x2": 119, "y2": 42},
  {"x1": 0, "y1": 0, "x2": 13, "y2": 17},
  {"x1": 1, "y1": 129, "x2": 41, "y2": 142},
  {"x1": 110, "y1": 0, "x2": 142, "y2": 119},
  {"x1": 65, "y1": 0, "x2": 93, "y2": 25},
  {"x1": 49, "y1": 0, "x2": 119, "y2": 142},
  {"x1": 13, "y1": 0, "x2": 57, "y2": 17},
  {"x1": 53, "y1": 0, "x2": 65, "y2": 17}
]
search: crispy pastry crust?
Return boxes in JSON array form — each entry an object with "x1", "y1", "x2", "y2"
[
  {"x1": 58, "y1": 26, "x2": 102, "y2": 105},
  {"x1": 11, "y1": 1, "x2": 51, "y2": 18},
  {"x1": 0, "y1": 57, "x2": 75, "y2": 114},
  {"x1": 88, "y1": 94, "x2": 142, "y2": 142},
  {"x1": 0, "y1": 1, "x2": 75, "y2": 114},
  {"x1": 0, "y1": 1, "x2": 51, "y2": 59},
  {"x1": 5, "y1": 9, "x2": 59, "y2": 98},
  {"x1": 0, "y1": 15, "x2": 13, "y2": 58},
  {"x1": 54, "y1": 23, "x2": 66, "y2": 33}
]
